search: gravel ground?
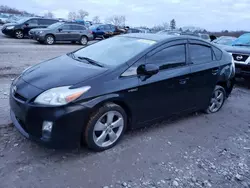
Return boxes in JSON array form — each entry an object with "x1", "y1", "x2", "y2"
[{"x1": 0, "y1": 31, "x2": 250, "y2": 188}]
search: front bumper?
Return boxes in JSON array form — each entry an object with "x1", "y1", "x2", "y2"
[
  {"x1": 10, "y1": 89, "x2": 90, "y2": 149},
  {"x1": 235, "y1": 63, "x2": 250, "y2": 78},
  {"x1": 1, "y1": 28, "x2": 15, "y2": 36},
  {"x1": 29, "y1": 33, "x2": 46, "y2": 41}
]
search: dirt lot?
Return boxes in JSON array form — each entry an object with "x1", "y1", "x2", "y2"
[{"x1": 0, "y1": 30, "x2": 250, "y2": 188}]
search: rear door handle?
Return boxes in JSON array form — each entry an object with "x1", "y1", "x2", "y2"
[
  {"x1": 212, "y1": 68, "x2": 219, "y2": 75},
  {"x1": 179, "y1": 77, "x2": 189, "y2": 84}
]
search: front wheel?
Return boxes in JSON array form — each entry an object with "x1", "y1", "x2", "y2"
[
  {"x1": 205, "y1": 85, "x2": 226, "y2": 114},
  {"x1": 84, "y1": 103, "x2": 127, "y2": 151},
  {"x1": 45, "y1": 35, "x2": 55, "y2": 45},
  {"x1": 15, "y1": 30, "x2": 24, "y2": 39}
]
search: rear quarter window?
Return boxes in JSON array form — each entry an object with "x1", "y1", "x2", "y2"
[{"x1": 212, "y1": 46, "x2": 223, "y2": 60}]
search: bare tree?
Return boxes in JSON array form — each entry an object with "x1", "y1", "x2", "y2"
[
  {"x1": 44, "y1": 11, "x2": 54, "y2": 18},
  {"x1": 92, "y1": 16, "x2": 101, "y2": 24},
  {"x1": 105, "y1": 15, "x2": 126, "y2": 27},
  {"x1": 162, "y1": 22, "x2": 169, "y2": 29},
  {"x1": 78, "y1": 9, "x2": 89, "y2": 20},
  {"x1": 68, "y1": 11, "x2": 77, "y2": 20}
]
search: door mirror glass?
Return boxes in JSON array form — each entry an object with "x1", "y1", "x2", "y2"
[
  {"x1": 25, "y1": 23, "x2": 29, "y2": 26},
  {"x1": 58, "y1": 28, "x2": 62, "y2": 32},
  {"x1": 137, "y1": 64, "x2": 159, "y2": 76}
]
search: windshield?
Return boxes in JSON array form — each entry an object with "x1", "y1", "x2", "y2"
[
  {"x1": 233, "y1": 33, "x2": 250, "y2": 46},
  {"x1": 89, "y1": 24, "x2": 100, "y2": 29},
  {"x1": 73, "y1": 36, "x2": 156, "y2": 66},
  {"x1": 215, "y1": 37, "x2": 235, "y2": 45},
  {"x1": 16, "y1": 17, "x2": 30, "y2": 24},
  {"x1": 47, "y1": 22, "x2": 63, "y2": 29}
]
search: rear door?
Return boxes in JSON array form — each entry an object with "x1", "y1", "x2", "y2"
[
  {"x1": 187, "y1": 39, "x2": 222, "y2": 109},
  {"x1": 72, "y1": 25, "x2": 86, "y2": 40}
]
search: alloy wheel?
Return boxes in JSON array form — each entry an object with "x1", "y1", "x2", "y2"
[
  {"x1": 16, "y1": 31, "x2": 23, "y2": 39},
  {"x1": 209, "y1": 90, "x2": 224, "y2": 113},
  {"x1": 46, "y1": 36, "x2": 54, "y2": 45},
  {"x1": 93, "y1": 111, "x2": 124, "y2": 148}
]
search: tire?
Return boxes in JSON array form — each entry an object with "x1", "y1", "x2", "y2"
[
  {"x1": 84, "y1": 103, "x2": 127, "y2": 151},
  {"x1": 15, "y1": 30, "x2": 24, "y2": 39},
  {"x1": 205, "y1": 85, "x2": 226, "y2": 114},
  {"x1": 44, "y1": 35, "x2": 55, "y2": 45},
  {"x1": 79, "y1": 36, "x2": 88, "y2": 45}
]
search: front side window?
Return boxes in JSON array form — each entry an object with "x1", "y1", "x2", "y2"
[
  {"x1": 147, "y1": 45, "x2": 186, "y2": 70},
  {"x1": 189, "y1": 44, "x2": 212, "y2": 64},
  {"x1": 62, "y1": 24, "x2": 71, "y2": 30},
  {"x1": 26, "y1": 19, "x2": 38, "y2": 25}
]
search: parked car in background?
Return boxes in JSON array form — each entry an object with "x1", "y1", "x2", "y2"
[
  {"x1": 126, "y1": 28, "x2": 143, "y2": 33},
  {"x1": 89, "y1": 24, "x2": 125, "y2": 39},
  {"x1": 157, "y1": 30, "x2": 181, "y2": 36},
  {"x1": 180, "y1": 32, "x2": 211, "y2": 41},
  {"x1": 213, "y1": 36, "x2": 236, "y2": 45},
  {"x1": 1, "y1": 17, "x2": 58, "y2": 38},
  {"x1": 0, "y1": 17, "x2": 8, "y2": 24},
  {"x1": 199, "y1": 33, "x2": 211, "y2": 41},
  {"x1": 10, "y1": 34, "x2": 235, "y2": 151},
  {"x1": 29, "y1": 22, "x2": 93, "y2": 45},
  {"x1": 221, "y1": 33, "x2": 250, "y2": 80}
]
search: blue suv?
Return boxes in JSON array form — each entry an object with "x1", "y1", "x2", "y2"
[{"x1": 89, "y1": 24, "x2": 122, "y2": 39}]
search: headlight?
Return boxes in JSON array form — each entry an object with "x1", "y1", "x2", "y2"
[
  {"x1": 39, "y1": 31, "x2": 44, "y2": 34},
  {"x1": 34, "y1": 86, "x2": 91, "y2": 106},
  {"x1": 6, "y1": 26, "x2": 14, "y2": 30}
]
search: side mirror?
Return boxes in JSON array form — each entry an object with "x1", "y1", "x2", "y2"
[
  {"x1": 137, "y1": 64, "x2": 159, "y2": 76},
  {"x1": 58, "y1": 28, "x2": 62, "y2": 32},
  {"x1": 24, "y1": 23, "x2": 29, "y2": 26}
]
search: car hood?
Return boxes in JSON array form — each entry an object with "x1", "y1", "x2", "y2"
[
  {"x1": 21, "y1": 54, "x2": 108, "y2": 90},
  {"x1": 2, "y1": 22, "x2": 17, "y2": 27},
  {"x1": 218, "y1": 45, "x2": 250, "y2": 54}
]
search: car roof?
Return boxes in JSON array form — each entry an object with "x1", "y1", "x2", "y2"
[{"x1": 120, "y1": 33, "x2": 200, "y2": 42}]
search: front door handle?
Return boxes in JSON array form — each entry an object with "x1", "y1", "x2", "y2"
[
  {"x1": 212, "y1": 68, "x2": 219, "y2": 75},
  {"x1": 179, "y1": 77, "x2": 189, "y2": 85}
]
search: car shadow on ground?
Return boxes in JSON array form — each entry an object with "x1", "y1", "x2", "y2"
[{"x1": 235, "y1": 78, "x2": 250, "y2": 89}]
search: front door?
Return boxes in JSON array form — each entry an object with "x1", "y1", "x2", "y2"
[
  {"x1": 23, "y1": 19, "x2": 39, "y2": 35},
  {"x1": 187, "y1": 40, "x2": 222, "y2": 109},
  {"x1": 135, "y1": 40, "x2": 193, "y2": 123},
  {"x1": 55, "y1": 24, "x2": 73, "y2": 41}
]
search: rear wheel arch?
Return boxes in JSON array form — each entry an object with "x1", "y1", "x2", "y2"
[{"x1": 216, "y1": 79, "x2": 234, "y2": 97}]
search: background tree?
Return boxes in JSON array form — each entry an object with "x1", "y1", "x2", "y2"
[
  {"x1": 162, "y1": 22, "x2": 169, "y2": 29},
  {"x1": 43, "y1": 11, "x2": 54, "y2": 18},
  {"x1": 92, "y1": 16, "x2": 101, "y2": 24},
  {"x1": 105, "y1": 15, "x2": 126, "y2": 27},
  {"x1": 68, "y1": 11, "x2": 77, "y2": 20},
  {"x1": 170, "y1": 19, "x2": 176, "y2": 30},
  {"x1": 78, "y1": 9, "x2": 89, "y2": 20}
]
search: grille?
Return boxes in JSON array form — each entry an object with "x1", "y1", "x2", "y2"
[
  {"x1": 232, "y1": 54, "x2": 249, "y2": 62},
  {"x1": 14, "y1": 92, "x2": 27, "y2": 102}
]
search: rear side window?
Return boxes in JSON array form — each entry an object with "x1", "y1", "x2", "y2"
[
  {"x1": 98, "y1": 25, "x2": 104, "y2": 30},
  {"x1": 72, "y1": 25, "x2": 86, "y2": 30},
  {"x1": 189, "y1": 44, "x2": 212, "y2": 64},
  {"x1": 39, "y1": 19, "x2": 57, "y2": 25},
  {"x1": 212, "y1": 46, "x2": 222, "y2": 60},
  {"x1": 147, "y1": 45, "x2": 186, "y2": 70}
]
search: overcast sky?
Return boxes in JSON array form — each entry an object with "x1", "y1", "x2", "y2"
[{"x1": 2, "y1": 0, "x2": 250, "y2": 31}]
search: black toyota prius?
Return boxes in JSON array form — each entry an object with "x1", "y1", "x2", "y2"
[{"x1": 10, "y1": 34, "x2": 235, "y2": 151}]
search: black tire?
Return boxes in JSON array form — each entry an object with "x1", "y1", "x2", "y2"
[
  {"x1": 79, "y1": 36, "x2": 88, "y2": 45},
  {"x1": 15, "y1": 30, "x2": 24, "y2": 39},
  {"x1": 84, "y1": 103, "x2": 127, "y2": 151},
  {"x1": 44, "y1": 35, "x2": 55, "y2": 45},
  {"x1": 205, "y1": 85, "x2": 226, "y2": 114}
]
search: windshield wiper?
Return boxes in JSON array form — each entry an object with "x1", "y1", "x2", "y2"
[
  {"x1": 77, "y1": 56, "x2": 104, "y2": 67},
  {"x1": 67, "y1": 53, "x2": 103, "y2": 67},
  {"x1": 233, "y1": 44, "x2": 250, "y2": 46}
]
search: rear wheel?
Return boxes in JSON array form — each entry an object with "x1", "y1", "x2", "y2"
[
  {"x1": 45, "y1": 35, "x2": 55, "y2": 45},
  {"x1": 15, "y1": 30, "x2": 24, "y2": 39},
  {"x1": 84, "y1": 103, "x2": 127, "y2": 151},
  {"x1": 205, "y1": 85, "x2": 226, "y2": 114},
  {"x1": 79, "y1": 36, "x2": 88, "y2": 45}
]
